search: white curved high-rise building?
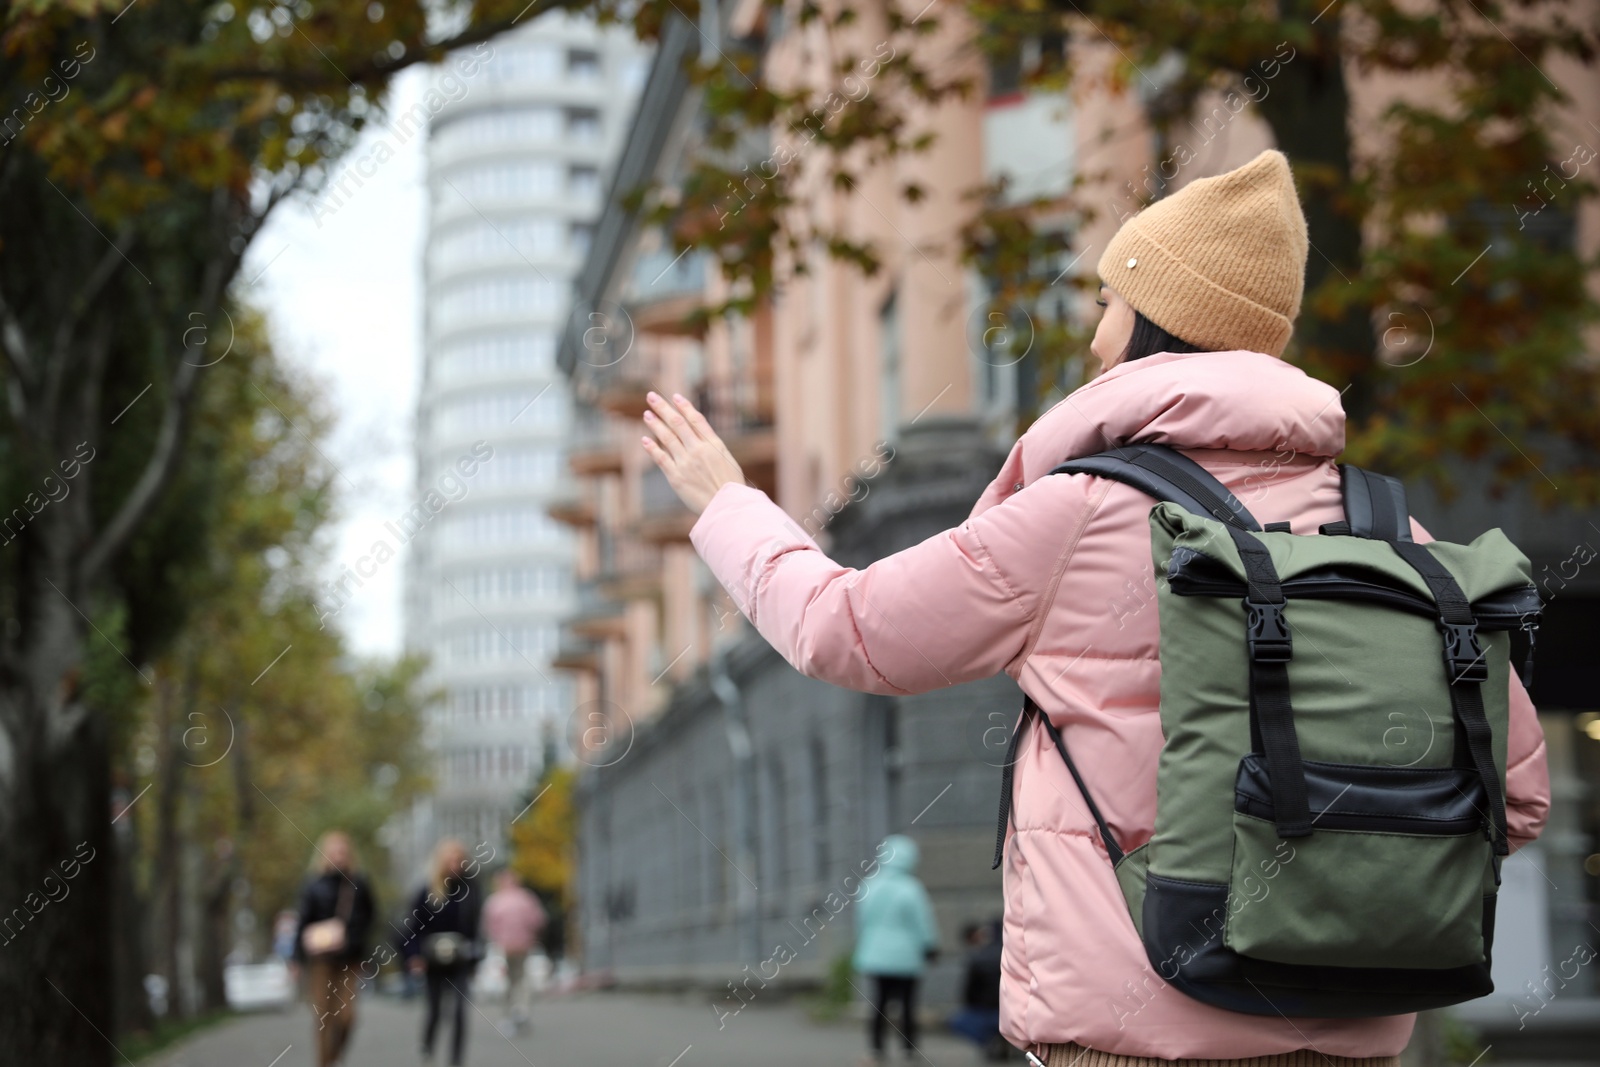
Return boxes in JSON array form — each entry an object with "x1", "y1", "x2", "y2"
[{"x1": 401, "y1": 16, "x2": 646, "y2": 859}]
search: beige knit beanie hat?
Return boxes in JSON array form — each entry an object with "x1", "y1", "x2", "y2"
[{"x1": 1097, "y1": 149, "x2": 1309, "y2": 357}]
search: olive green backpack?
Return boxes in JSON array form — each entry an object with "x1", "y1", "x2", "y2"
[{"x1": 992, "y1": 444, "x2": 1540, "y2": 1017}]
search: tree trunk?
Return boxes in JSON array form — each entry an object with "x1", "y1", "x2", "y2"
[
  {"x1": 197, "y1": 854, "x2": 234, "y2": 1012},
  {"x1": 1255, "y1": 0, "x2": 1377, "y2": 421},
  {"x1": 110, "y1": 780, "x2": 153, "y2": 1037},
  {"x1": 0, "y1": 536, "x2": 115, "y2": 1064},
  {"x1": 150, "y1": 671, "x2": 186, "y2": 1017}
]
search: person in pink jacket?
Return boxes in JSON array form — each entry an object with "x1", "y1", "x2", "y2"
[
  {"x1": 482, "y1": 870, "x2": 547, "y2": 1035},
  {"x1": 640, "y1": 150, "x2": 1550, "y2": 1067}
]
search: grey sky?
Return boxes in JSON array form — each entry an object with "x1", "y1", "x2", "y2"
[{"x1": 242, "y1": 68, "x2": 429, "y2": 659}]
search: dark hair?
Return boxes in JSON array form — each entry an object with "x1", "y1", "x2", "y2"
[{"x1": 1122, "y1": 311, "x2": 1210, "y2": 363}]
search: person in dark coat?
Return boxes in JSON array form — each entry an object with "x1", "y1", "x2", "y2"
[
  {"x1": 949, "y1": 919, "x2": 1009, "y2": 1060},
  {"x1": 293, "y1": 830, "x2": 376, "y2": 1067},
  {"x1": 396, "y1": 838, "x2": 483, "y2": 1067}
]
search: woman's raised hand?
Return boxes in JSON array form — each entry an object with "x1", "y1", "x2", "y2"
[{"x1": 640, "y1": 391, "x2": 745, "y2": 515}]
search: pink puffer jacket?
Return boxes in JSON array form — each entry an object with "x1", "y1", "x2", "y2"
[{"x1": 690, "y1": 350, "x2": 1550, "y2": 1059}]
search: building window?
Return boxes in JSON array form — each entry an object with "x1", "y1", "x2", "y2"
[
  {"x1": 438, "y1": 160, "x2": 562, "y2": 205},
  {"x1": 566, "y1": 48, "x2": 600, "y2": 79},
  {"x1": 447, "y1": 683, "x2": 569, "y2": 725},
  {"x1": 678, "y1": 787, "x2": 698, "y2": 908},
  {"x1": 437, "y1": 333, "x2": 556, "y2": 379},
  {"x1": 432, "y1": 107, "x2": 561, "y2": 154},
  {"x1": 764, "y1": 752, "x2": 788, "y2": 892},
  {"x1": 447, "y1": 624, "x2": 559, "y2": 664},
  {"x1": 568, "y1": 165, "x2": 600, "y2": 199},
  {"x1": 453, "y1": 565, "x2": 571, "y2": 601},
  {"x1": 432, "y1": 217, "x2": 565, "y2": 270},
  {"x1": 437, "y1": 506, "x2": 568, "y2": 550},
  {"x1": 435, "y1": 390, "x2": 563, "y2": 436},
  {"x1": 434, "y1": 276, "x2": 564, "y2": 329},
  {"x1": 487, "y1": 42, "x2": 561, "y2": 84},
  {"x1": 810, "y1": 736, "x2": 830, "y2": 880},
  {"x1": 477, "y1": 447, "x2": 564, "y2": 487},
  {"x1": 879, "y1": 289, "x2": 901, "y2": 442},
  {"x1": 565, "y1": 108, "x2": 601, "y2": 141},
  {"x1": 704, "y1": 790, "x2": 723, "y2": 909},
  {"x1": 569, "y1": 223, "x2": 594, "y2": 256}
]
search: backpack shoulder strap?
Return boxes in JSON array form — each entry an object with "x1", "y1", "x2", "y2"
[
  {"x1": 1340, "y1": 464, "x2": 1414, "y2": 541},
  {"x1": 1051, "y1": 443, "x2": 1262, "y2": 532}
]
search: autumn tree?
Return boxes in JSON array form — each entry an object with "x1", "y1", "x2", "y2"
[
  {"x1": 631, "y1": 0, "x2": 1600, "y2": 500},
  {"x1": 106, "y1": 310, "x2": 430, "y2": 1021},
  {"x1": 0, "y1": 0, "x2": 580, "y2": 1056},
  {"x1": 509, "y1": 760, "x2": 576, "y2": 956}
]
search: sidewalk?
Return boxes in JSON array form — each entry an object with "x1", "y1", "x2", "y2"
[{"x1": 144, "y1": 988, "x2": 985, "y2": 1067}]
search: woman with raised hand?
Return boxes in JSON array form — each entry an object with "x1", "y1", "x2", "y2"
[{"x1": 643, "y1": 150, "x2": 1550, "y2": 1067}]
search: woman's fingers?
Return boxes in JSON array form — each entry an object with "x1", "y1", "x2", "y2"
[
  {"x1": 641, "y1": 436, "x2": 682, "y2": 495},
  {"x1": 673, "y1": 393, "x2": 720, "y2": 444},
  {"x1": 639, "y1": 389, "x2": 746, "y2": 514},
  {"x1": 644, "y1": 392, "x2": 686, "y2": 457}
]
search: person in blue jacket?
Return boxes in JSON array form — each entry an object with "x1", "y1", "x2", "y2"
[{"x1": 854, "y1": 834, "x2": 939, "y2": 1064}]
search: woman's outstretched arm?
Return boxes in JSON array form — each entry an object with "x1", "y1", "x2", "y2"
[{"x1": 642, "y1": 391, "x2": 1087, "y2": 694}]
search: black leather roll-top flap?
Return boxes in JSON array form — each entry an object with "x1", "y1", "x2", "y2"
[{"x1": 1235, "y1": 754, "x2": 1486, "y2": 836}]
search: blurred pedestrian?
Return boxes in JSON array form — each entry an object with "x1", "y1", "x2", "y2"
[
  {"x1": 398, "y1": 838, "x2": 482, "y2": 1067},
  {"x1": 272, "y1": 909, "x2": 299, "y2": 962},
  {"x1": 948, "y1": 919, "x2": 1007, "y2": 1060},
  {"x1": 853, "y1": 834, "x2": 938, "y2": 1065},
  {"x1": 483, "y1": 868, "x2": 546, "y2": 1035},
  {"x1": 294, "y1": 830, "x2": 375, "y2": 1067}
]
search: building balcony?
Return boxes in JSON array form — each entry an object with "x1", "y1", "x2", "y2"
[
  {"x1": 568, "y1": 404, "x2": 623, "y2": 476},
  {"x1": 551, "y1": 634, "x2": 601, "y2": 674},
  {"x1": 697, "y1": 378, "x2": 777, "y2": 493},
  {"x1": 565, "y1": 578, "x2": 626, "y2": 641},
  {"x1": 637, "y1": 464, "x2": 695, "y2": 544},
  {"x1": 596, "y1": 528, "x2": 662, "y2": 602},
  {"x1": 547, "y1": 488, "x2": 597, "y2": 527},
  {"x1": 626, "y1": 247, "x2": 707, "y2": 339},
  {"x1": 594, "y1": 373, "x2": 652, "y2": 419}
]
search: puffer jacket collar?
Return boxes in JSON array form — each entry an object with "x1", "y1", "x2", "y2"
[{"x1": 970, "y1": 350, "x2": 1346, "y2": 518}]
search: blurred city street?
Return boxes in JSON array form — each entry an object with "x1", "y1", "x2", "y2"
[
  {"x1": 147, "y1": 991, "x2": 980, "y2": 1067},
  {"x1": 6, "y1": 0, "x2": 1600, "y2": 1062}
]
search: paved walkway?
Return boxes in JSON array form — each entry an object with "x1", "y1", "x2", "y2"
[{"x1": 146, "y1": 989, "x2": 984, "y2": 1067}]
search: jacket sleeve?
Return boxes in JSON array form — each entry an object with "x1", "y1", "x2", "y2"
[
  {"x1": 347, "y1": 877, "x2": 375, "y2": 958},
  {"x1": 1410, "y1": 518, "x2": 1550, "y2": 851},
  {"x1": 1501, "y1": 673, "x2": 1550, "y2": 851},
  {"x1": 690, "y1": 480, "x2": 1090, "y2": 694}
]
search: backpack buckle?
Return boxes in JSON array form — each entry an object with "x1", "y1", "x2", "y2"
[
  {"x1": 1244, "y1": 598, "x2": 1292, "y2": 662},
  {"x1": 1441, "y1": 621, "x2": 1488, "y2": 684}
]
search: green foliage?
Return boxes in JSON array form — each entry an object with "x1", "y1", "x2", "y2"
[
  {"x1": 508, "y1": 759, "x2": 575, "y2": 956},
  {"x1": 1441, "y1": 1012, "x2": 1491, "y2": 1065},
  {"x1": 510, "y1": 761, "x2": 576, "y2": 912},
  {"x1": 86, "y1": 300, "x2": 431, "y2": 960},
  {"x1": 807, "y1": 951, "x2": 857, "y2": 1021}
]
